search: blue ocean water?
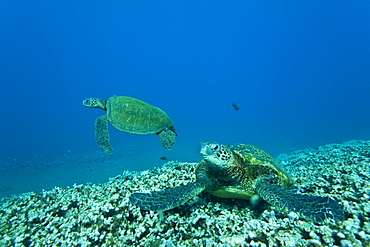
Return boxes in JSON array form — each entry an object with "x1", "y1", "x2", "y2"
[{"x1": 0, "y1": 1, "x2": 369, "y2": 196}]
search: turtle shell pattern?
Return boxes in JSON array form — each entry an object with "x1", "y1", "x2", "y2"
[{"x1": 106, "y1": 96, "x2": 174, "y2": 135}]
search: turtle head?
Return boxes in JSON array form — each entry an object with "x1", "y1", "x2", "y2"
[
  {"x1": 200, "y1": 142, "x2": 232, "y2": 167},
  {"x1": 82, "y1": 97, "x2": 107, "y2": 110}
]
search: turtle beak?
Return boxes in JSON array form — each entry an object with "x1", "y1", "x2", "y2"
[
  {"x1": 200, "y1": 142, "x2": 221, "y2": 158},
  {"x1": 200, "y1": 142, "x2": 212, "y2": 157},
  {"x1": 83, "y1": 98, "x2": 96, "y2": 107},
  {"x1": 200, "y1": 142, "x2": 229, "y2": 167},
  {"x1": 82, "y1": 98, "x2": 90, "y2": 107}
]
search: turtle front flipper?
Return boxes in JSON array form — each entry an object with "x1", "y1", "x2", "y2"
[
  {"x1": 129, "y1": 181, "x2": 205, "y2": 211},
  {"x1": 94, "y1": 115, "x2": 113, "y2": 154},
  {"x1": 255, "y1": 181, "x2": 345, "y2": 222},
  {"x1": 156, "y1": 127, "x2": 177, "y2": 150}
]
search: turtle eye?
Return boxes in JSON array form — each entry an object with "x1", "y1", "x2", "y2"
[{"x1": 213, "y1": 145, "x2": 219, "y2": 150}]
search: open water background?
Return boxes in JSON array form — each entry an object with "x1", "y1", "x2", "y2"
[{"x1": 0, "y1": 1, "x2": 369, "y2": 197}]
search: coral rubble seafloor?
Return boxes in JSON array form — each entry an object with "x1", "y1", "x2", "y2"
[{"x1": 0, "y1": 140, "x2": 369, "y2": 246}]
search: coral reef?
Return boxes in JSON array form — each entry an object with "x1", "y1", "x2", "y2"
[{"x1": 0, "y1": 140, "x2": 369, "y2": 246}]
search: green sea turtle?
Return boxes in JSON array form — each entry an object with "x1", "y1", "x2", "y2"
[
  {"x1": 83, "y1": 96, "x2": 177, "y2": 154},
  {"x1": 130, "y1": 142, "x2": 345, "y2": 222}
]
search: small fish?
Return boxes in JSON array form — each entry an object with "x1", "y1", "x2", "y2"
[
  {"x1": 160, "y1": 156, "x2": 168, "y2": 160},
  {"x1": 232, "y1": 102, "x2": 240, "y2": 111}
]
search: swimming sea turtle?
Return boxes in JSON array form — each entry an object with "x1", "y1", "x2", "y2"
[
  {"x1": 130, "y1": 142, "x2": 345, "y2": 222},
  {"x1": 83, "y1": 96, "x2": 177, "y2": 154}
]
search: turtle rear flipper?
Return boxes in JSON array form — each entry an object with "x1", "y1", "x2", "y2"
[
  {"x1": 156, "y1": 127, "x2": 177, "y2": 150},
  {"x1": 129, "y1": 182, "x2": 205, "y2": 211},
  {"x1": 256, "y1": 181, "x2": 345, "y2": 222},
  {"x1": 95, "y1": 115, "x2": 113, "y2": 154}
]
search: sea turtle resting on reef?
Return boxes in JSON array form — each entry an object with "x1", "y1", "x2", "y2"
[
  {"x1": 130, "y1": 142, "x2": 345, "y2": 222},
  {"x1": 83, "y1": 96, "x2": 177, "y2": 154}
]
